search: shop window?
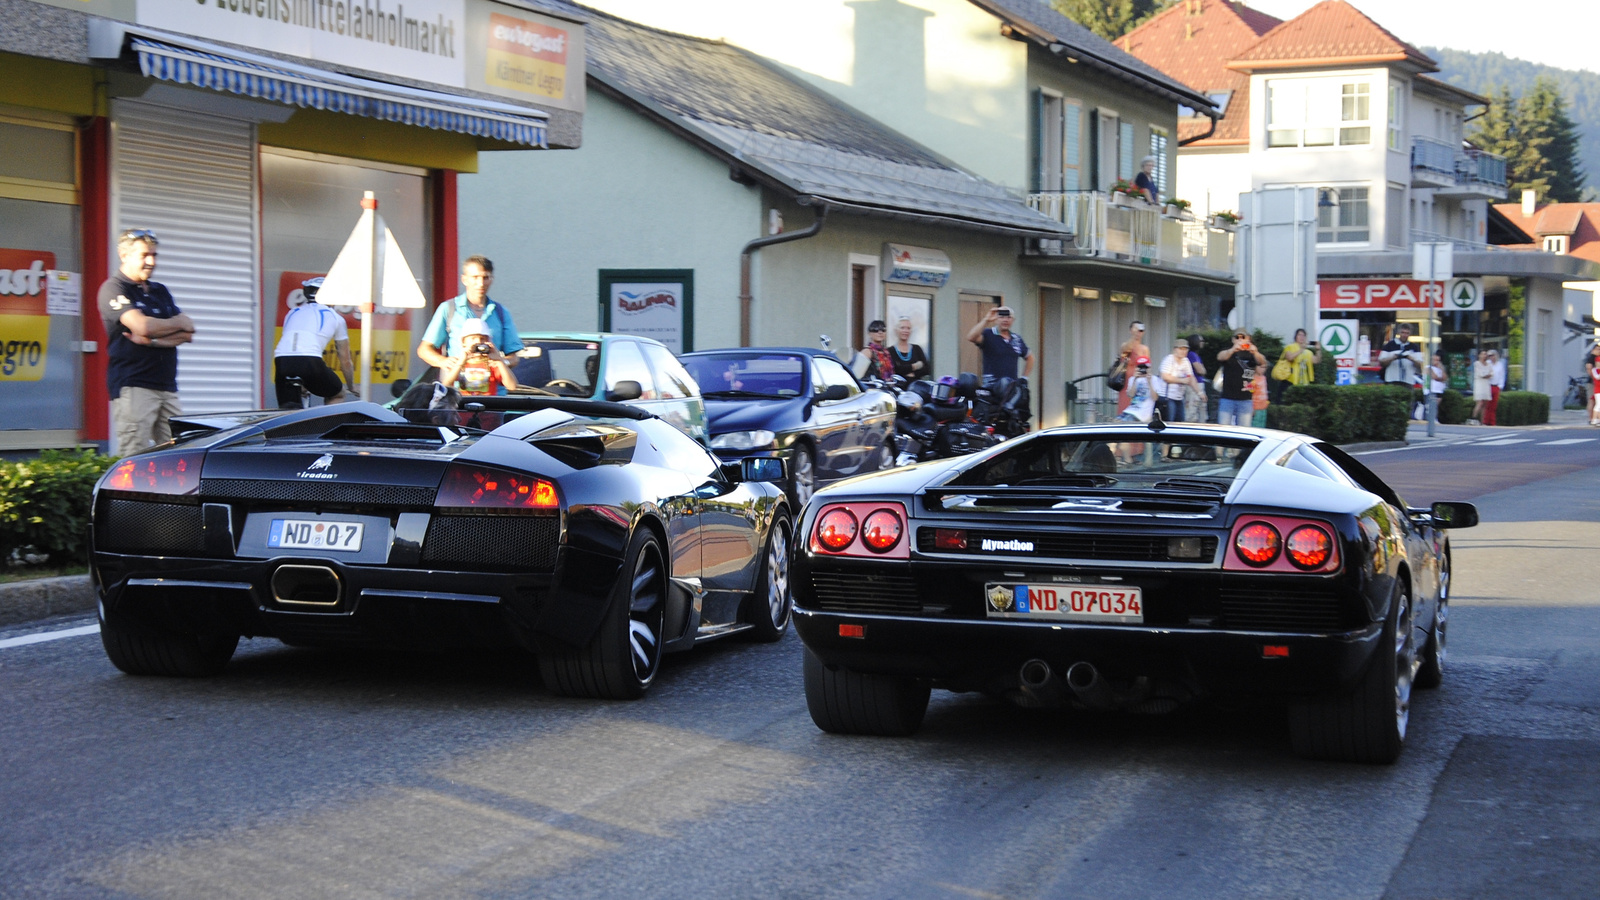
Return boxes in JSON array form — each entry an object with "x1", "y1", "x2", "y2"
[
  {"x1": 1073, "y1": 286, "x2": 1101, "y2": 300},
  {"x1": 1110, "y1": 291, "x2": 1135, "y2": 304}
]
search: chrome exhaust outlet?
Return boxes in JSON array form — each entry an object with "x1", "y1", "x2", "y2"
[
  {"x1": 1018, "y1": 659, "x2": 1065, "y2": 708},
  {"x1": 271, "y1": 564, "x2": 342, "y2": 607},
  {"x1": 1066, "y1": 661, "x2": 1117, "y2": 710}
]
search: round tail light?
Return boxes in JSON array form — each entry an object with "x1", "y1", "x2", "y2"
[
  {"x1": 1235, "y1": 522, "x2": 1282, "y2": 567},
  {"x1": 861, "y1": 509, "x2": 903, "y2": 552},
  {"x1": 1286, "y1": 525, "x2": 1333, "y2": 570},
  {"x1": 815, "y1": 508, "x2": 859, "y2": 552}
]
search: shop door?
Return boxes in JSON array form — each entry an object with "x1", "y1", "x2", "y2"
[{"x1": 112, "y1": 101, "x2": 258, "y2": 414}]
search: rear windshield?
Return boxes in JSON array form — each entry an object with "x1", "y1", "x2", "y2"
[
  {"x1": 682, "y1": 353, "x2": 806, "y2": 398},
  {"x1": 512, "y1": 340, "x2": 601, "y2": 396},
  {"x1": 949, "y1": 435, "x2": 1256, "y2": 494}
]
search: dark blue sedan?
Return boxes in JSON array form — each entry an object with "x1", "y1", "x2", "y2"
[{"x1": 679, "y1": 348, "x2": 896, "y2": 508}]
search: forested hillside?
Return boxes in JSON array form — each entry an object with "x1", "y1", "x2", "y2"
[{"x1": 1426, "y1": 47, "x2": 1598, "y2": 200}]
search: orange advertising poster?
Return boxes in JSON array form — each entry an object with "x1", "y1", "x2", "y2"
[
  {"x1": 275, "y1": 272, "x2": 411, "y2": 384},
  {"x1": 484, "y1": 12, "x2": 569, "y2": 99},
  {"x1": 0, "y1": 249, "x2": 56, "y2": 382}
]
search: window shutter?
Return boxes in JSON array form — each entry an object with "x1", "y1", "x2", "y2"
[
  {"x1": 1064, "y1": 100, "x2": 1082, "y2": 191},
  {"x1": 1119, "y1": 121, "x2": 1134, "y2": 179},
  {"x1": 1032, "y1": 89, "x2": 1045, "y2": 192}
]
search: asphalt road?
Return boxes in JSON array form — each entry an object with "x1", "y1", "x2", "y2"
[{"x1": 1, "y1": 428, "x2": 1596, "y2": 899}]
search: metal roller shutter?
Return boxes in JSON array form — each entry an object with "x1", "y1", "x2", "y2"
[{"x1": 111, "y1": 100, "x2": 259, "y2": 413}]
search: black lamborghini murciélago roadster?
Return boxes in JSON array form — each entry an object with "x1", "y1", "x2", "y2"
[
  {"x1": 90, "y1": 398, "x2": 793, "y2": 699},
  {"x1": 793, "y1": 421, "x2": 1478, "y2": 763}
]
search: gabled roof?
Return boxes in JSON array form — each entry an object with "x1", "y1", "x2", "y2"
[
  {"x1": 1226, "y1": 0, "x2": 1435, "y2": 73},
  {"x1": 551, "y1": 1, "x2": 1066, "y2": 237},
  {"x1": 1119, "y1": 0, "x2": 1282, "y2": 145},
  {"x1": 967, "y1": 0, "x2": 1216, "y2": 113},
  {"x1": 1493, "y1": 202, "x2": 1600, "y2": 264}
]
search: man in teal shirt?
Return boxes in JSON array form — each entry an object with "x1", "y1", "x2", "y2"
[{"x1": 417, "y1": 255, "x2": 519, "y2": 370}]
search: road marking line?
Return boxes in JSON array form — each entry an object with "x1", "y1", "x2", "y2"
[
  {"x1": 1473, "y1": 438, "x2": 1535, "y2": 445},
  {"x1": 0, "y1": 623, "x2": 99, "y2": 650},
  {"x1": 1539, "y1": 438, "x2": 1597, "y2": 445}
]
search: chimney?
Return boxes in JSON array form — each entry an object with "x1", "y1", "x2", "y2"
[{"x1": 1521, "y1": 189, "x2": 1537, "y2": 217}]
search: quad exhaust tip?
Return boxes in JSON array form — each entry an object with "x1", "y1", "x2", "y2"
[{"x1": 272, "y1": 564, "x2": 342, "y2": 607}]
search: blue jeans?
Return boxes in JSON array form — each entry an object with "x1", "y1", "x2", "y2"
[
  {"x1": 1163, "y1": 397, "x2": 1184, "y2": 423},
  {"x1": 1218, "y1": 398, "x2": 1253, "y2": 426}
]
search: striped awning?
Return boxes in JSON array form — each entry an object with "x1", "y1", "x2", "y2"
[{"x1": 131, "y1": 37, "x2": 548, "y2": 148}]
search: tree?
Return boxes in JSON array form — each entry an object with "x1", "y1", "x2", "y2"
[
  {"x1": 1469, "y1": 77, "x2": 1587, "y2": 203},
  {"x1": 1052, "y1": 0, "x2": 1175, "y2": 43}
]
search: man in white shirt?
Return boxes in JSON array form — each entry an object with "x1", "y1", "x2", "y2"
[
  {"x1": 1158, "y1": 338, "x2": 1197, "y2": 423},
  {"x1": 1378, "y1": 324, "x2": 1423, "y2": 386},
  {"x1": 274, "y1": 277, "x2": 356, "y2": 408},
  {"x1": 1487, "y1": 349, "x2": 1507, "y2": 426}
]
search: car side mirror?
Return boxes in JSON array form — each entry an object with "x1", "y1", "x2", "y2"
[
  {"x1": 738, "y1": 457, "x2": 787, "y2": 483},
  {"x1": 818, "y1": 384, "x2": 849, "y2": 402},
  {"x1": 1429, "y1": 501, "x2": 1478, "y2": 529},
  {"x1": 605, "y1": 380, "x2": 643, "y2": 402},
  {"x1": 390, "y1": 378, "x2": 411, "y2": 399}
]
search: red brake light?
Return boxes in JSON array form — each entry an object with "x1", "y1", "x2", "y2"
[
  {"x1": 861, "y1": 509, "x2": 904, "y2": 552},
  {"x1": 1234, "y1": 522, "x2": 1281, "y2": 567},
  {"x1": 437, "y1": 464, "x2": 558, "y2": 511},
  {"x1": 934, "y1": 528, "x2": 967, "y2": 550},
  {"x1": 1285, "y1": 525, "x2": 1333, "y2": 570},
  {"x1": 815, "y1": 508, "x2": 858, "y2": 551},
  {"x1": 103, "y1": 451, "x2": 202, "y2": 496}
]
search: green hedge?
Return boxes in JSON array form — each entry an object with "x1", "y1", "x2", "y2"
[
  {"x1": 0, "y1": 450, "x2": 117, "y2": 568},
  {"x1": 1495, "y1": 391, "x2": 1550, "y2": 426},
  {"x1": 1267, "y1": 383, "x2": 1410, "y2": 444},
  {"x1": 1438, "y1": 389, "x2": 1473, "y2": 425}
]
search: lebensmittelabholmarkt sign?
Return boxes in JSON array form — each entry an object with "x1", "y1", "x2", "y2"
[{"x1": 138, "y1": 0, "x2": 468, "y2": 87}]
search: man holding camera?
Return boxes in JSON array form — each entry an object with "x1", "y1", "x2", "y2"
[
  {"x1": 966, "y1": 302, "x2": 1033, "y2": 383},
  {"x1": 1379, "y1": 323, "x2": 1423, "y2": 386},
  {"x1": 417, "y1": 255, "x2": 519, "y2": 372},
  {"x1": 1216, "y1": 331, "x2": 1266, "y2": 427}
]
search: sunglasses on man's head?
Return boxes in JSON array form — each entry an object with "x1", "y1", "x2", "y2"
[
  {"x1": 994, "y1": 308, "x2": 1013, "y2": 317},
  {"x1": 121, "y1": 228, "x2": 158, "y2": 242}
]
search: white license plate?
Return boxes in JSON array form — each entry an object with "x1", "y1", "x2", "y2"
[
  {"x1": 985, "y1": 583, "x2": 1143, "y2": 623},
  {"x1": 268, "y1": 519, "x2": 364, "y2": 552}
]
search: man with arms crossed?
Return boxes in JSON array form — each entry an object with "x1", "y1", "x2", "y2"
[
  {"x1": 98, "y1": 229, "x2": 194, "y2": 456},
  {"x1": 274, "y1": 277, "x2": 356, "y2": 408}
]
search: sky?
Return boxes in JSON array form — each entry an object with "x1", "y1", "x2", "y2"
[{"x1": 1246, "y1": 0, "x2": 1598, "y2": 75}]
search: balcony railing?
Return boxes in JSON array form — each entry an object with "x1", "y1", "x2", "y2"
[
  {"x1": 1025, "y1": 190, "x2": 1235, "y2": 276},
  {"x1": 1408, "y1": 228, "x2": 1510, "y2": 253},
  {"x1": 1410, "y1": 137, "x2": 1508, "y2": 196}
]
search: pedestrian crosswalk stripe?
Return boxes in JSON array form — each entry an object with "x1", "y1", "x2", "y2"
[
  {"x1": 1474, "y1": 438, "x2": 1535, "y2": 445},
  {"x1": 1538, "y1": 438, "x2": 1597, "y2": 445}
]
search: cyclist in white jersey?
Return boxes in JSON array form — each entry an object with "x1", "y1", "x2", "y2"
[{"x1": 273, "y1": 277, "x2": 356, "y2": 408}]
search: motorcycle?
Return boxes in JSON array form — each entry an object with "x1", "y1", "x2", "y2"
[
  {"x1": 970, "y1": 375, "x2": 1031, "y2": 438},
  {"x1": 880, "y1": 374, "x2": 1002, "y2": 465}
]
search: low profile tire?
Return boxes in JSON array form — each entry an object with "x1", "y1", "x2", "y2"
[
  {"x1": 741, "y1": 516, "x2": 793, "y2": 643},
  {"x1": 540, "y1": 530, "x2": 667, "y2": 700},
  {"x1": 1416, "y1": 556, "x2": 1449, "y2": 690},
  {"x1": 1289, "y1": 584, "x2": 1415, "y2": 764},
  {"x1": 99, "y1": 612, "x2": 238, "y2": 677},
  {"x1": 788, "y1": 445, "x2": 817, "y2": 510},
  {"x1": 803, "y1": 647, "x2": 930, "y2": 736}
]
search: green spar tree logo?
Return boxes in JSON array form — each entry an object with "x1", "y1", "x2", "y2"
[
  {"x1": 1449, "y1": 279, "x2": 1481, "y2": 310},
  {"x1": 1318, "y1": 323, "x2": 1353, "y2": 355}
]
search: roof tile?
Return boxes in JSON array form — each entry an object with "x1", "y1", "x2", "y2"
[
  {"x1": 1119, "y1": 0, "x2": 1282, "y2": 144},
  {"x1": 1229, "y1": 0, "x2": 1433, "y2": 70}
]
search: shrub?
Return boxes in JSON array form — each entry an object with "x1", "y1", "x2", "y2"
[
  {"x1": 1273, "y1": 383, "x2": 1409, "y2": 443},
  {"x1": 0, "y1": 449, "x2": 117, "y2": 568},
  {"x1": 1495, "y1": 391, "x2": 1550, "y2": 426},
  {"x1": 1437, "y1": 389, "x2": 1472, "y2": 425}
]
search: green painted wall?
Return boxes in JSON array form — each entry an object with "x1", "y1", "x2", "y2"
[{"x1": 456, "y1": 90, "x2": 761, "y2": 349}]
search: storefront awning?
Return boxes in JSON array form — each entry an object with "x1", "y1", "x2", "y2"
[{"x1": 102, "y1": 28, "x2": 548, "y2": 148}]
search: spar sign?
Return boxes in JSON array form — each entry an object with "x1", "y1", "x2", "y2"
[
  {"x1": 1319, "y1": 278, "x2": 1484, "y2": 311},
  {"x1": 1317, "y1": 319, "x2": 1357, "y2": 385}
]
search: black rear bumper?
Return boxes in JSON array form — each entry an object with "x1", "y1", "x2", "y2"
[{"x1": 793, "y1": 606, "x2": 1382, "y2": 697}]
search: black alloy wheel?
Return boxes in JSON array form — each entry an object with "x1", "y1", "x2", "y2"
[
  {"x1": 540, "y1": 530, "x2": 667, "y2": 700},
  {"x1": 1288, "y1": 581, "x2": 1416, "y2": 763},
  {"x1": 803, "y1": 648, "x2": 930, "y2": 737},
  {"x1": 1416, "y1": 553, "x2": 1449, "y2": 689},
  {"x1": 99, "y1": 612, "x2": 239, "y2": 677},
  {"x1": 741, "y1": 517, "x2": 792, "y2": 642}
]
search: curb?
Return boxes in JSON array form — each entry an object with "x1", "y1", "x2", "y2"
[
  {"x1": 0, "y1": 575, "x2": 96, "y2": 628},
  {"x1": 1340, "y1": 440, "x2": 1408, "y2": 453}
]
